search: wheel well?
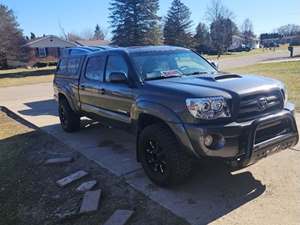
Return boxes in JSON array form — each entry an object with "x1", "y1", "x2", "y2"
[
  {"x1": 58, "y1": 93, "x2": 67, "y2": 103},
  {"x1": 137, "y1": 113, "x2": 167, "y2": 132},
  {"x1": 136, "y1": 114, "x2": 173, "y2": 162}
]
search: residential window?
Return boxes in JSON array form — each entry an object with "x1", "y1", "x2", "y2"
[
  {"x1": 38, "y1": 48, "x2": 47, "y2": 57},
  {"x1": 105, "y1": 55, "x2": 128, "y2": 82},
  {"x1": 85, "y1": 56, "x2": 106, "y2": 81}
]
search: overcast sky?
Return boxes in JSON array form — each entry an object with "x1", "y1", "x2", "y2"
[{"x1": 2, "y1": 0, "x2": 300, "y2": 38}]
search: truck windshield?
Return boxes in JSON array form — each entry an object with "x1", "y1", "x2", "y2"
[{"x1": 130, "y1": 50, "x2": 217, "y2": 81}]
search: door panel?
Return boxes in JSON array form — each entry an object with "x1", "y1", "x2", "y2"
[
  {"x1": 101, "y1": 55, "x2": 134, "y2": 121},
  {"x1": 79, "y1": 55, "x2": 106, "y2": 113}
]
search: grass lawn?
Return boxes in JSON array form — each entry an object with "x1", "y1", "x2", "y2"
[
  {"x1": 0, "y1": 74, "x2": 54, "y2": 87},
  {"x1": 229, "y1": 61, "x2": 300, "y2": 110},
  {"x1": 0, "y1": 67, "x2": 55, "y2": 87},
  {"x1": 0, "y1": 66, "x2": 55, "y2": 75},
  {"x1": 204, "y1": 44, "x2": 296, "y2": 61},
  {"x1": 0, "y1": 110, "x2": 187, "y2": 225}
]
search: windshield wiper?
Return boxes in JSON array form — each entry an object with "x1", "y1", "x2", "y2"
[
  {"x1": 144, "y1": 75, "x2": 182, "y2": 81},
  {"x1": 183, "y1": 71, "x2": 208, "y2": 76}
]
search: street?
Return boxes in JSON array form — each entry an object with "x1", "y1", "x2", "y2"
[{"x1": 218, "y1": 47, "x2": 300, "y2": 70}]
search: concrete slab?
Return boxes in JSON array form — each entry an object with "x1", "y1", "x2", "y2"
[
  {"x1": 1, "y1": 83, "x2": 300, "y2": 225},
  {"x1": 103, "y1": 210, "x2": 134, "y2": 225},
  {"x1": 76, "y1": 180, "x2": 97, "y2": 192},
  {"x1": 79, "y1": 189, "x2": 102, "y2": 214},
  {"x1": 44, "y1": 157, "x2": 73, "y2": 165},
  {"x1": 56, "y1": 170, "x2": 88, "y2": 187}
]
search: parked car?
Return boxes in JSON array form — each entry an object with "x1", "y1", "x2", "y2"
[
  {"x1": 53, "y1": 46, "x2": 299, "y2": 186},
  {"x1": 228, "y1": 46, "x2": 251, "y2": 52}
]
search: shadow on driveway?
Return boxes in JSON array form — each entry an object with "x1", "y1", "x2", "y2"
[
  {"x1": 127, "y1": 159, "x2": 266, "y2": 225},
  {"x1": 18, "y1": 99, "x2": 58, "y2": 117}
]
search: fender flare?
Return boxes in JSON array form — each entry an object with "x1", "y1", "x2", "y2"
[
  {"x1": 132, "y1": 100, "x2": 197, "y2": 160},
  {"x1": 58, "y1": 89, "x2": 77, "y2": 112}
]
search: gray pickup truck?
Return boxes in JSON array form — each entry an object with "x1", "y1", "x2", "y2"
[{"x1": 53, "y1": 46, "x2": 299, "y2": 186}]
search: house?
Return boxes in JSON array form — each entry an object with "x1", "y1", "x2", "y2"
[
  {"x1": 74, "y1": 39, "x2": 111, "y2": 47},
  {"x1": 229, "y1": 35, "x2": 244, "y2": 50},
  {"x1": 24, "y1": 35, "x2": 77, "y2": 63},
  {"x1": 24, "y1": 35, "x2": 111, "y2": 64},
  {"x1": 229, "y1": 35, "x2": 260, "y2": 50}
]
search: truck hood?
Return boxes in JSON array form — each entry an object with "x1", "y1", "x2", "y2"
[{"x1": 145, "y1": 73, "x2": 284, "y2": 98}]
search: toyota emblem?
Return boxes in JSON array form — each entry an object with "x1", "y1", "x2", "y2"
[{"x1": 258, "y1": 97, "x2": 268, "y2": 110}]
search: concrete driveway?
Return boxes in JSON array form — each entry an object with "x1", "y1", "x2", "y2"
[{"x1": 1, "y1": 83, "x2": 300, "y2": 225}]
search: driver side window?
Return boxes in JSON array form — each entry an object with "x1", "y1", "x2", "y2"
[{"x1": 105, "y1": 55, "x2": 128, "y2": 82}]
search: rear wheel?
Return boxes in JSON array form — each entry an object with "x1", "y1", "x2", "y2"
[
  {"x1": 58, "y1": 98, "x2": 80, "y2": 132},
  {"x1": 138, "y1": 123, "x2": 193, "y2": 186}
]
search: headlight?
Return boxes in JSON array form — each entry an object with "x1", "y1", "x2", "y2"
[{"x1": 186, "y1": 96, "x2": 231, "y2": 120}]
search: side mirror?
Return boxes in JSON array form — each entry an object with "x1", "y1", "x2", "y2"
[
  {"x1": 210, "y1": 61, "x2": 219, "y2": 70},
  {"x1": 109, "y1": 72, "x2": 128, "y2": 83}
]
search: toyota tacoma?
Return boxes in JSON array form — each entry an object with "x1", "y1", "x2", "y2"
[{"x1": 53, "y1": 46, "x2": 299, "y2": 186}]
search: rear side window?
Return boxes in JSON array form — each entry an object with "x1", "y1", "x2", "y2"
[
  {"x1": 85, "y1": 56, "x2": 106, "y2": 81},
  {"x1": 68, "y1": 57, "x2": 81, "y2": 75},
  {"x1": 57, "y1": 59, "x2": 68, "y2": 74},
  {"x1": 105, "y1": 55, "x2": 128, "y2": 82}
]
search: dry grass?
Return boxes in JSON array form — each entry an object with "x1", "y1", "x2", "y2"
[
  {"x1": 0, "y1": 66, "x2": 55, "y2": 75},
  {"x1": 0, "y1": 75, "x2": 54, "y2": 87},
  {"x1": 229, "y1": 61, "x2": 300, "y2": 110},
  {"x1": 0, "y1": 67, "x2": 55, "y2": 87}
]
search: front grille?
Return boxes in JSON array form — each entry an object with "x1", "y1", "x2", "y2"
[
  {"x1": 254, "y1": 119, "x2": 292, "y2": 144},
  {"x1": 238, "y1": 91, "x2": 283, "y2": 120}
]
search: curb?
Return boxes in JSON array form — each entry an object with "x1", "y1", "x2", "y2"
[{"x1": 0, "y1": 105, "x2": 39, "y2": 130}]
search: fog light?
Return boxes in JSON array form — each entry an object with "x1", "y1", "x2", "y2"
[
  {"x1": 204, "y1": 135, "x2": 214, "y2": 147},
  {"x1": 201, "y1": 133, "x2": 226, "y2": 150}
]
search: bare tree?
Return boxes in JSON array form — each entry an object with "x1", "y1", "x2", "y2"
[
  {"x1": 277, "y1": 24, "x2": 300, "y2": 37},
  {"x1": 58, "y1": 22, "x2": 68, "y2": 40},
  {"x1": 80, "y1": 28, "x2": 94, "y2": 40},
  {"x1": 206, "y1": 0, "x2": 236, "y2": 55},
  {"x1": 241, "y1": 18, "x2": 255, "y2": 47},
  {"x1": 67, "y1": 32, "x2": 82, "y2": 42},
  {"x1": 206, "y1": 0, "x2": 233, "y2": 23}
]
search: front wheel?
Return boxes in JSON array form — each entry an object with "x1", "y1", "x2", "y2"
[
  {"x1": 138, "y1": 123, "x2": 193, "y2": 186},
  {"x1": 58, "y1": 98, "x2": 80, "y2": 132}
]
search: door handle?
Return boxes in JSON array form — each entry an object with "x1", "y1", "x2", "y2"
[
  {"x1": 80, "y1": 84, "x2": 85, "y2": 90},
  {"x1": 99, "y1": 88, "x2": 105, "y2": 94}
]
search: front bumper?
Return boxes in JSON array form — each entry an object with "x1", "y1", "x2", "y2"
[{"x1": 176, "y1": 103, "x2": 299, "y2": 166}]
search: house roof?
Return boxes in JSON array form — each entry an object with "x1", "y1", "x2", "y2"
[
  {"x1": 25, "y1": 35, "x2": 76, "y2": 48},
  {"x1": 74, "y1": 39, "x2": 111, "y2": 47}
]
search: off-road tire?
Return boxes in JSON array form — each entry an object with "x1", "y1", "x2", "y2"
[
  {"x1": 138, "y1": 123, "x2": 193, "y2": 186},
  {"x1": 58, "y1": 98, "x2": 80, "y2": 132}
]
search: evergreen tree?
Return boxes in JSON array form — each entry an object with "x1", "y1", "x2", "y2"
[
  {"x1": 30, "y1": 32, "x2": 36, "y2": 40},
  {"x1": 194, "y1": 22, "x2": 210, "y2": 53},
  {"x1": 0, "y1": 4, "x2": 28, "y2": 68},
  {"x1": 163, "y1": 0, "x2": 193, "y2": 48},
  {"x1": 109, "y1": 0, "x2": 162, "y2": 46},
  {"x1": 94, "y1": 24, "x2": 105, "y2": 40}
]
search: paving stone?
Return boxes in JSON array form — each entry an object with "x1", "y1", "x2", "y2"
[
  {"x1": 76, "y1": 180, "x2": 97, "y2": 192},
  {"x1": 56, "y1": 170, "x2": 88, "y2": 187},
  {"x1": 79, "y1": 189, "x2": 102, "y2": 214},
  {"x1": 44, "y1": 157, "x2": 73, "y2": 165},
  {"x1": 55, "y1": 210, "x2": 77, "y2": 220},
  {"x1": 103, "y1": 210, "x2": 134, "y2": 225}
]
